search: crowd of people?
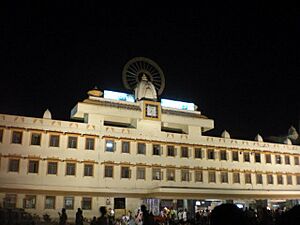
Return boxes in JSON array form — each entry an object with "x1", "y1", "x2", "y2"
[
  {"x1": 1, "y1": 202, "x2": 299, "y2": 225},
  {"x1": 57, "y1": 203, "x2": 300, "y2": 225}
]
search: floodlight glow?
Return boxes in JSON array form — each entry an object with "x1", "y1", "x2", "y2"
[
  {"x1": 161, "y1": 99, "x2": 195, "y2": 111},
  {"x1": 106, "y1": 142, "x2": 113, "y2": 148},
  {"x1": 196, "y1": 201, "x2": 201, "y2": 206},
  {"x1": 104, "y1": 90, "x2": 135, "y2": 102},
  {"x1": 236, "y1": 204, "x2": 244, "y2": 209}
]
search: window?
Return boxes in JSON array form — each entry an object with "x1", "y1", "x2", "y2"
[
  {"x1": 31, "y1": 133, "x2": 41, "y2": 145},
  {"x1": 181, "y1": 147, "x2": 189, "y2": 158},
  {"x1": 4, "y1": 194, "x2": 17, "y2": 208},
  {"x1": 245, "y1": 173, "x2": 252, "y2": 184},
  {"x1": 84, "y1": 164, "x2": 94, "y2": 176},
  {"x1": 66, "y1": 163, "x2": 76, "y2": 176},
  {"x1": 153, "y1": 144, "x2": 161, "y2": 155},
  {"x1": 122, "y1": 141, "x2": 130, "y2": 153},
  {"x1": 232, "y1": 151, "x2": 239, "y2": 161},
  {"x1": 256, "y1": 174, "x2": 263, "y2": 184},
  {"x1": 137, "y1": 143, "x2": 146, "y2": 154},
  {"x1": 45, "y1": 196, "x2": 55, "y2": 209},
  {"x1": 105, "y1": 140, "x2": 115, "y2": 152},
  {"x1": 233, "y1": 172, "x2": 240, "y2": 183},
  {"x1": 114, "y1": 198, "x2": 125, "y2": 209},
  {"x1": 294, "y1": 156, "x2": 300, "y2": 165},
  {"x1": 285, "y1": 155, "x2": 290, "y2": 165},
  {"x1": 9, "y1": 159, "x2": 19, "y2": 172},
  {"x1": 181, "y1": 169, "x2": 190, "y2": 181},
  {"x1": 0, "y1": 129, "x2": 3, "y2": 143},
  {"x1": 49, "y1": 135, "x2": 60, "y2": 147},
  {"x1": 24, "y1": 195, "x2": 36, "y2": 209},
  {"x1": 28, "y1": 160, "x2": 39, "y2": 173},
  {"x1": 47, "y1": 162, "x2": 58, "y2": 175},
  {"x1": 297, "y1": 176, "x2": 300, "y2": 185},
  {"x1": 12, "y1": 131, "x2": 22, "y2": 144},
  {"x1": 220, "y1": 150, "x2": 227, "y2": 161},
  {"x1": 104, "y1": 165, "x2": 113, "y2": 178},
  {"x1": 121, "y1": 166, "x2": 130, "y2": 178},
  {"x1": 195, "y1": 171, "x2": 203, "y2": 182},
  {"x1": 136, "y1": 167, "x2": 146, "y2": 180},
  {"x1": 267, "y1": 174, "x2": 273, "y2": 184},
  {"x1": 82, "y1": 197, "x2": 92, "y2": 210},
  {"x1": 64, "y1": 197, "x2": 74, "y2": 209},
  {"x1": 207, "y1": 149, "x2": 215, "y2": 160},
  {"x1": 277, "y1": 175, "x2": 283, "y2": 185},
  {"x1": 68, "y1": 136, "x2": 78, "y2": 149},
  {"x1": 85, "y1": 138, "x2": 95, "y2": 150},
  {"x1": 167, "y1": 169, "x2": 175, "y2": 181},
  {"x1": 287, "y1": 175, "x2": 293, "y2": 185},
  {"x1": 167, "y1": 145, "x2": 176, "y2": 157},
  {"x1": 194, "y1": 148, "x2": 202, "y2": 159},
  {"x1": 275, "y1": 155, "x2": 281, "y2": 164},
  {"x1": 208, "y1": 171, "x2": 216, "y2": 183},
  {"x1": 220, "y1": 172, "x2": 228, "y2": 183},
  {"x1": 255, "y1": 153, "x2": 261, "y2": 163},
  {"x1": 152, "y1": 168, "x2": 162, "y2": 180},
  {"x1": 244, "y1": 152, "x2": 250, "y2": 162},
  {"x1": 265, "y1": 154, "x2": 271, "y2": 164}
]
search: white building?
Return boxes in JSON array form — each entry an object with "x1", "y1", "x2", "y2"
[{"x1": 0, "y1": 57, "x2": 299, "y2": 219}]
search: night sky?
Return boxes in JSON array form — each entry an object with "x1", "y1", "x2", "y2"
[{"x1": 1, "y1": 6, "x2": 300, "y2": 140}]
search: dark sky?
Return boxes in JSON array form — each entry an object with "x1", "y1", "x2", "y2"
[{"x1": 1, "y1": 5, "x2": 300, "y2": 140}]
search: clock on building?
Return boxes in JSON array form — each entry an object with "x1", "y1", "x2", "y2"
[
  {"x1": 146, "y1": 104, "x2": 158, "y2": 118},
  {"x1": 144, "y1": 101, "x2": 160, "y2": 120}
]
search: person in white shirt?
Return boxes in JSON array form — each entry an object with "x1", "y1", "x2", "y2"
[
  {"x1": 183, "y1": 208, "x2": 188, "y2": 224},
  {"x1": 178, "y1": 210, "x2": 183, "y2": 223},
  {"x1": 135, "y1": 209, "x2": 143, "y2": 225}
]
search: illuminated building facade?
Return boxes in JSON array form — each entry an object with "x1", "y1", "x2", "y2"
[{"x1": 0, "y1": 57, "x2": 299, "y2": 219}]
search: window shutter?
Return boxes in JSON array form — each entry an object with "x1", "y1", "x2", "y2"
[
  {"x1": 129, "y1": 169, "x2": 131, "y2": 179},
  {"x1": 189, "y1": 172, "x2": 192, "y2": 182},
  {"x1": 175, "y1": 148, "x2": 177, "y2": 156},
  {"x1": 189, "y1": 148, "x2": 192, "y2": 158},
  {"x1": 161, "y1": 146, "x2": 163, "y2": 155},
  {"x1": 161, "y1": 171, "x2": 164, "y2": 180}
]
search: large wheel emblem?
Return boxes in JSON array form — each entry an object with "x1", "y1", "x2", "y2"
[{"x1": 122, "y1": 57, "x2": 165, "y2": 95}]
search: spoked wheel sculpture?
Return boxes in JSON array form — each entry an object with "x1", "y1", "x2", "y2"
[{"x1": 122, "y1": 57, "x2": 165, "y2": 95}]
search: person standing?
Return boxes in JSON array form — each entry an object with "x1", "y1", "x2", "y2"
[
  {"x1": 140, "y1": 205, "x2": 156, "y2": 225},
  {"x1": 97, "y1": 206, "x2": 109, "y2": 225},
  {"x1": 58, "y1": 208, "x2": 68, "y2": 225},
  {"x1": 135, "y1": 208, "x2": 143, "y2": 225},
  {"x1": 182, "y1": 209, "x2": 188, "y2": 225},
  {"x1": 128, "y1": 211, "x2": 136, "y2": 225},
  {"x1": 76, "y1": 208, "x2": 84, "y2": 225},
  {"x1": 108, "y1": 208, "x2": 115, "y2": 225},
  {"x1": 178, "y1": 209, "x2": 183, "y2": 224},
  {"x1": 91, "y1": 216, "x2": 97, "y2": 225}
]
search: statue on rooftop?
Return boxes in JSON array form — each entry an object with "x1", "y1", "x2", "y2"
[{"x1": 122, "y1": 57, "x2": 165, "y2": 101}]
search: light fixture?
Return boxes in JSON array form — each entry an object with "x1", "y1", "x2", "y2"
[{"x1": 106, "y1": 142, "x2": 113, "y2": 148}]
